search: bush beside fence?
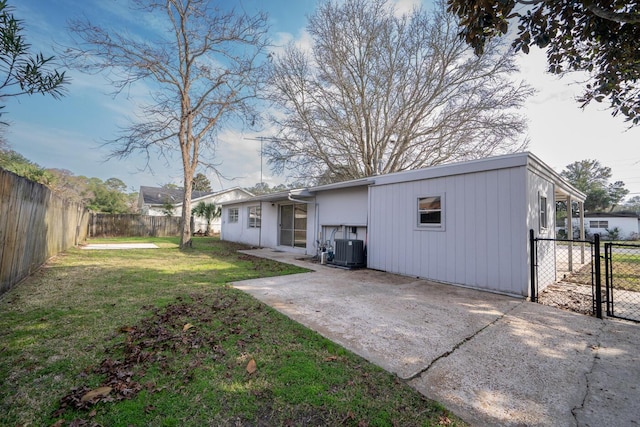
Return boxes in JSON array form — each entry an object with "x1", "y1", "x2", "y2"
[
  {"x1": 88, "y1": 213, "x2": 182, "y2": 237},
  {"x1": 0, "y1": 168, "x2": 90, "y2": 295}
]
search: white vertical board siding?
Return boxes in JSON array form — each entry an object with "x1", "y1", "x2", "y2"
[
  {"x1": 259, "y1": 202, "x2": 279, "y2": 248},
  {"x1": 304, "y1": 201, "x2": 317, "y2": 255},
  {"x1": 316, "y1": 187, "x2": 368, "y2": 226},
  {"x1": 221, "y1": 201, "x2": 279, "y2": 248},
  {"x1": 221, "y1": 203, "x2": 253, "y2": 245},
  {"x1": 368, "y1": 166, "x2": 529, "y2": 296},
  {"x1": 316, "y1": 187, "x2": 368, "y2": 253},
  {"x1": 527, "y1": 170, "x2": 557, "y2": 293}
]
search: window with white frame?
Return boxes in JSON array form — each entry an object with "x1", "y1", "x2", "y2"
[
  {"x1": 589, "y1": 220, "x2": 608, "y2": 229},
  {"x1": 248, "y1": 205, "x2": 261, "y2": 228},
  {"x1": 417, "y1": 195, "x2": 443, "y2": 228},
  {"x1": 539, "y1": 195, "x2": 548, "y2": 230},
  {"x1": 228, "y1": 207, "x2": 239, "y2": 223}
]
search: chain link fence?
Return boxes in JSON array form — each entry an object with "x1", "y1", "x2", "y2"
[
  {"x1": 605, "y1": 243, "x2": 640, "y2": 322},
  {"x1": 533, "y1": 236, "x2": 598, "y2": 316}
]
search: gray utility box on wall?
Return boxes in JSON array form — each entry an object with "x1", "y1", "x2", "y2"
[{"x1": 332, "y1": 239, "x2": 366, "y2": 268}]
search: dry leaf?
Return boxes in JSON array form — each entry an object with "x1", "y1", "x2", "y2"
[
  {"x1": 438, "y1": 414, "x2": 452, "y2": 425},
  {"x1": 324, "y1": 355, "x2": 338, "y2": 362},
  {"x1": 183, "y1": 323, "x2": 194, "y2": 331},
  {"x1": 119, "y1": 326, "x2": 135, "y2": 333},
  {"x1": 50, "y1": 420, "x2": 65, "y2": 427},
  {"x1": 89, "y1": 409, "x2": 97, "y2": 417},
  {"x1": 246, "y1": 358, "x2": 257, "y2": 374},
  {"x1": 81, "y1": 386, "x2": 112, "y2": 402}
]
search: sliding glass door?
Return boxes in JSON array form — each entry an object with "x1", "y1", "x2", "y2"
[{"x1": 279, "y1": 203, "x2": 307, "y2": 248}]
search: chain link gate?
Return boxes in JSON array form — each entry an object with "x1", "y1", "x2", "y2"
[
  {"x1": 530, "y1": 230, "x2": 602, "y2": 318},
  {"x1": 604, "y1": 242, "x2": 640, "y2": 323}
]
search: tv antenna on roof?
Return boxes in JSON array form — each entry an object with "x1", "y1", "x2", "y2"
[{"x1": 243, "y1": 136, "x2": 280, "y2": 185}]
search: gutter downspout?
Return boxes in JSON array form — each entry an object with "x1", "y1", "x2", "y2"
[{"x1": 259, "y1": 201, "x2": 262, "y2": 248}]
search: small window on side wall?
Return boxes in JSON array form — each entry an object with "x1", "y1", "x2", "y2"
[
  {"x1": 417, "y1": 195, "x2": 443, "y2": 229},
  {"x1": 539, "y1": 195, "x2": 548, "y2": 231},
  {"x1": 228, "y1": 207, "x2": 239, "y2": 223},
  {"x1": 248, "y1": 205, "x2": 261, "y2": 228}
]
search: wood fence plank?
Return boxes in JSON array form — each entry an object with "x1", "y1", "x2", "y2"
[{"x1": 0, "y1": 168, "x2": 90, "y2": 295}]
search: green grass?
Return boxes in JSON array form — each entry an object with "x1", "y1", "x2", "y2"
[
  {"x1": 0, "y1": 237, "x2": 461, "y2": 426},
  {"x1": 611, "y1": 253, "x2": 640, "y2": 265},
  {"x1": 610, "y1": 253, "x2": 640, "y2": 291}
]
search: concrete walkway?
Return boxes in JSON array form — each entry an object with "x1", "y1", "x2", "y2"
[
  {"x1": 231, "y1": 249, "x2": 640, "y2": 427},
  {"x1": 81, "y1": 243, "x2": 159, "y2": 250}
]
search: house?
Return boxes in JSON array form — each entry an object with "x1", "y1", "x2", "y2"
[
  {"x1": 138, "y1": 186, "x2": 253, "y2": 233},
  {"x1": 565, "y1": 212, "x2": 640, "y2": 240},
  {"x1": 221, "y1": 152, "x2": 586, "y2": 298}
]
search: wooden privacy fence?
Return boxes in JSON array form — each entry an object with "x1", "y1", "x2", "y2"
[
  {"x1": 88, "y1": 213, "x2": 182, "y2": 237},
  {"x1": 0, "y1": 168, "x2": 90, "y2": 295}
]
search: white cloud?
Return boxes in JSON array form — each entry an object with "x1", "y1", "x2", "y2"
[{"x1": 391, "y1": 0, "x2": 422, "y2": 16}]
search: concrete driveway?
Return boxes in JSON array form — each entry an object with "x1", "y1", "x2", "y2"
[{"x1": 231, "y1": 249, "x2": 640, "y2": 426}]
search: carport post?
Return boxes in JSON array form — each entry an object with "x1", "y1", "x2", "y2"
[
  {"x1": 567, "y1": 195, "x2": 573, "y2": 272},
  {"x1": 579, "y1": 201, "x2": 585, "y2": 264}
]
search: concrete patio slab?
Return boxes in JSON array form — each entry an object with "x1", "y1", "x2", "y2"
[
  {"x1": 231, "y1": 249, "x2": 640, "y2": 426},
  {"x1": 81, "y1": 243, "x2": 159, "y2": 250}
]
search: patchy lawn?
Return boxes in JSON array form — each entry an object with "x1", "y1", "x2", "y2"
[{"x1": 0, "y1": 237, "x2": 462, "y2": 426}]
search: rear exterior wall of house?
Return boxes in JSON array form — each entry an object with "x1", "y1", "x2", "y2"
[{"x1": 367, "y1": 165, "x2": 530, "y2": 296}]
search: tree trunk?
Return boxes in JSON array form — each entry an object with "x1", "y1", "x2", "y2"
[{"x1": 180, "y1": 175, "x2": 193, "y2": 249}]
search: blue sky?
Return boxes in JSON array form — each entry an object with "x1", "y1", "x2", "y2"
[{"x1": 5, "y1": 0, "x2": 640, "y2": 197}]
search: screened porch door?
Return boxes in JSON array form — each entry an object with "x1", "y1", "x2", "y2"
[{"x1": 279, "y1": 203, "x2": 307, "y2": 248}]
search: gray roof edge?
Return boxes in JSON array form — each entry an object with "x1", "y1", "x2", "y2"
[
  {"x1": 221, "y1": 180, "x2": 373, "y2": 206},
  {"x1": 309, "y1": 178, "x2": 373, "y2": 192},
  {"x1": 371, "y1": 152, "x2": 530, "y2": 186},
  {"x1": 220, "y1": 152, "x2": 588, "y2": 206},
  {"x1": 220, "y1": 189, "x2": 293, "y2": 205},
  {"x1": 525, "y1": 152, "x2": 587, "y2": 201}
]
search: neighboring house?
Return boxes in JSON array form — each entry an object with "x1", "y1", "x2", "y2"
[
  {"x1": 565, "y1": 212, "x2": 640, "y2": 240},
  {"x1": 221, "y1": 152, "x2": 586, "y2": 298},
  {"x1": 138, "y1": 186, "x2": 253, "y2": 233}
]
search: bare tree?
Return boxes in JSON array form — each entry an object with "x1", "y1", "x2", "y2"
[
  {"x1": 65, "y1": 0, "x2": 269, "y2": 248},
  {"x1": 266, "y1": 0, "x2": 532, "y2": 183}
]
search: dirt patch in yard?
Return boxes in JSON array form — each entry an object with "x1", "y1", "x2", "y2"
[{"x1": 538, "y1": 282, "x2": 595, "y2": 315}]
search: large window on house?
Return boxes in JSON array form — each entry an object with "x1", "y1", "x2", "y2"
[
  {"x1": 417, "y1": 195, "x2": 443, "y2": 229},
  {"x1": 228, "y1": 207, "x2": 239, "y2": 223},
  {"x1": 539, "y1": 195, "x2": 548, "y2": 230},
  {"x1": 248, "y1": 205, "x2": 261, "y2": 228},
  {"x1": 589, "y1": 220, "x2": 608, "y2": 229}
]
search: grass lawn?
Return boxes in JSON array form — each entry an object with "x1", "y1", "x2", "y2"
[
  {"x1": 0, "y1": 237, "x2": 462, "y2": 426},
  {"x1": 610, "y1": 252, "x2": 640, "y2": 292}
]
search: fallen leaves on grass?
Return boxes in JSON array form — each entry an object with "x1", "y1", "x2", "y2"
[
  {"x1": 80, "y1": 387, "x2": 112, "y2": 402},
  {"x1": 52, "y1": 291, "x2": 263, "y2": 421},
  {"x1": 246, "y1": 358, "x2": 257, "y2": 374}
]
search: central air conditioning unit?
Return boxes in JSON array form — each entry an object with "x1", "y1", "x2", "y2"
[{"x1": 331, "y1": 239, "x2": 365, "y2": 268}]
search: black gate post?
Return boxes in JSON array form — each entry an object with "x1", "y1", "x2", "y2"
[
  {"x1": 604, "y1": 242, "x2": 611, "y2": 316},
  {"x1": 529, "y1": 229, "x2": 537, "y2": 302},
  {"x1": 594, "y1": 234, "x2": 602, "y2": 319}
]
